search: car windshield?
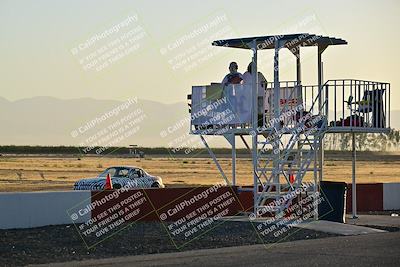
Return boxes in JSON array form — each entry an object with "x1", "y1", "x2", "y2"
[{"x1": 99, "y1": 167, "x2": 131, "y2": 178}]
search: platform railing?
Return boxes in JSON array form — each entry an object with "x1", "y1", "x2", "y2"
[
  {"x1": 322, "y1": 79, "x2": 390, "y2": 131},
  {"x1": 263, "y1": 81, "x2": 300, "y2": 130},
  {"x1": 189, "y1": 83, "x2": 256, "y2": 133},
  {"x1": 188, "y1": 79, "x2": 390, "y2": 134},
  {"x1": 189, "y1": 81, "x2": 321, "y2": 133},
  {"x1": 188, "y1": 81, "x2": 302, "y2": 131}
]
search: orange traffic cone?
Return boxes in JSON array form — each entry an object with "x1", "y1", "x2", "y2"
[{"x1": 104, "y1": 173, "x2": 113, "y2": 190}]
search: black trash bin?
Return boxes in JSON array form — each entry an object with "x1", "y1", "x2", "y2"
[{"x1": 318, "y1": 181, "x2": 347, "y2": 223}]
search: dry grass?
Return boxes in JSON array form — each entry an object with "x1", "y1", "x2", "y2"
[{"x1": 0, "y1": 154, "x2": 399, "y2": 192}]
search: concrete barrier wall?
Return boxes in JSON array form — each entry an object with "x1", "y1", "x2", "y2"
[
  {"x1": 90, "y1": 187, "x2": 241, "y2": 222},
  {"x1": 383, "y1": 183, "x2": 400, "y2": 210},
  {"x1": 346, "y1": 183, "x2": 400, "y2": 212},
  {"x1": 241, "y1": 183, "x2": 400, "y2": 213},
  {"x1": 346, "y1": 183, "x2": 384, "y2": 212},
  {"x1": 0, "y1": 191, "x2": 91, "y2": 229},
  {"x1": 0, "y1": 183, "x2": 398, "y2": 230}
]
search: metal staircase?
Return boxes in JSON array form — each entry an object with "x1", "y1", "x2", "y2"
[{"x1": 254, "y1": 86, "x2": 328, "y2": 217}]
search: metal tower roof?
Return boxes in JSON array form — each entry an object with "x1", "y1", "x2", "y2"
[{"x1": 212, "y1": 33, "x2": 347, "y2": 50}]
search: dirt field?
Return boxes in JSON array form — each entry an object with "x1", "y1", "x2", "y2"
[{"x1": 0, "y1": 152, "x2": 399, "y2": 192}]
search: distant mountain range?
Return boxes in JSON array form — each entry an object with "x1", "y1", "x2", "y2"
[
  {"x1": 0, "y1": 96, "x2": 399, "y2": 147},
  {"x1": 0, "y1": 96, "x2": 189, "y2": 147}
]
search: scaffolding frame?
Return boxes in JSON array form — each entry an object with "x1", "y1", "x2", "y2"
[{"x1": 189, "y1": 33, "x2": 391, "y2": 219}]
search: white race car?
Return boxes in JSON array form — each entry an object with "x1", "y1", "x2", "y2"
[{"x1": 73, "y1": 166, "x2": 164, "y2": 190}]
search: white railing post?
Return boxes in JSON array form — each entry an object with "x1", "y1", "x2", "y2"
[{"x1": 251, "y1": 40, "x2": 259, "y2": 215}]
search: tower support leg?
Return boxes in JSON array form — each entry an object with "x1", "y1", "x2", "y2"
[
  {"x1": 232, "y1": 134, "x2": 236, "y2": 186},
  {"x1": 352, "y1": 132, "x2": 358, "y2": 219}
]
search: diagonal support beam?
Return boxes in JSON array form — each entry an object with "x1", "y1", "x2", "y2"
[
  {"x1": 223, "y1": 133, "x2": 236, "y2": 186},
  {"x1": 199, "y1": 135, "x2": 229, "y2": 185},
  {"x1": 240, "y1": 135, "x2": 251, "y2": 152}
]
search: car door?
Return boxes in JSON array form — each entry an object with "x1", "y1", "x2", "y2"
[
  {"x1": 137, "y1": 168, "x2": 154, "y2": 187},
  {"x1": 128, "y1": 168, "x2": 142, "y2": 187},
  {"x1": 131, "y1": 168, "x2": 151, "y2": 187},
  {"x1": 115, "y1": 168, "x2": 130, "y2": 187}
]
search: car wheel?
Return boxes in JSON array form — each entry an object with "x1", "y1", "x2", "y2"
[
  {"x1": 113, "y1": 183, "x2": 122, "y2": 189},
  {"x1": 151, "y1": 182, "x2": 160, "y2": 188}
]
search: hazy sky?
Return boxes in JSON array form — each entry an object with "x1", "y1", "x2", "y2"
[{"x1": 1, "y1": 0, "x2": 399, "y2": 108}]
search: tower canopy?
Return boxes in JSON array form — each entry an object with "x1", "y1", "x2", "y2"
[{"x1": 212, "y1": 33, "x2": 347, "y2": 50}]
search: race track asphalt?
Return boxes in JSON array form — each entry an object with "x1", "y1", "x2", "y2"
[{"x1": 31, "y1": 231, "x2": 400, "y2": 267}]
